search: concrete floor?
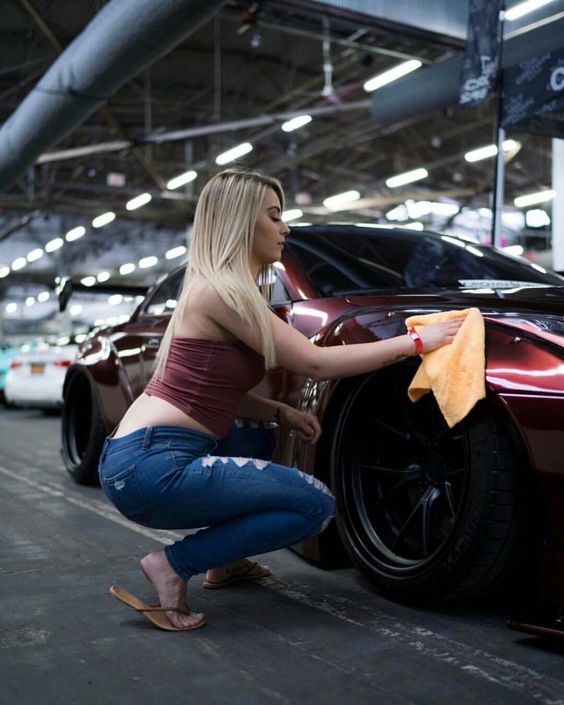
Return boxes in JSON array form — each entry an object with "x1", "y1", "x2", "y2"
[{"x1": 1, "y1": 407, "x2": 563, "y2": 705}]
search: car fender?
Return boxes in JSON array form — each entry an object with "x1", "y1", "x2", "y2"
[{"x1": 64, "y1": 333, "x2": 134, "y2": 431}]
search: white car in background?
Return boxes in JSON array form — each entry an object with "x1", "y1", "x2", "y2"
[{"x1": 4, "y1": 339, "x2": 79, "y2": 410}]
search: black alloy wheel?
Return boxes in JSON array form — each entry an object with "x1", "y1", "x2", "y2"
[
  {"x1": 61, "y1": 371, "x2": 106, "y2": 485},
  {"x1": 331, "y1": 362, "x2": 526, "y2": 604}
]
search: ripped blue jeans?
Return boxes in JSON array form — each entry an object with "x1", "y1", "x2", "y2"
[{"x1": 98, "y1": 421, "x2": 335, "y2": 580}]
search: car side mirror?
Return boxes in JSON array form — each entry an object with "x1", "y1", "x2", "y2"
[{"x1": 57, "y1": 277, "x2": 73, "y2": 312}]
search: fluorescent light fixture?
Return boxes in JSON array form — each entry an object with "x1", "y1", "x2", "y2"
[
  {"x1": 505, "y1": 0, "x2": 557, "y2": 21},
  {"x1": 503, "y1": 244, "x2": 525, "y2": 256},
  {"x1": 45, "y1": 237, "x2": 64, "y2": 253},
  {"x1": 323, "y1": 190, "x2": 361, "y2": 209},
  {"x1": 108, "y1": 294, "x2": 123, "y2": 305},
  {"x1": 80, "y1": 276, "x2": 96, "y2": 287},
  {"x1": 11, "y1": 257, "x2": 27, "y2": 270},
  {"x1": 65, "y1": 226, "x2": 86, "y2": 242},
  {"x1": 0, "y1": 266, "x2": 9, "y2": 278},
  {"x1": 215, "y1": 142, "x2": 253, "y2": 165},
  {"x1": 386, "y1": 204, "x2": 408, "y2": 221},
  {"x1": 166, "y1": 170, "x2": 197, "y2": 190},
  {"x1": 26, "y1": 248, "x2": 44, "y2": 262},
  {"x1": 6, "y1": 302, "x2": 17, "y2": 313},
  {"x1": 404, "y1": 221, "x2": 424, "y2": 231},
  {"x1": 119, "y1": 263, "x2": 136, "y2": 275},
  {"x1": 139, "y1": 256, "x2": 158, "y2": 269},
  {"x1": 441, "y1": 235, "x2": 467, "y2": 248},
  {"x1": 25, "y1": 296, "x2": 35, "y2": 306},
  {"x1": 430, "y1": 202, "x2": 459, "y2": 217},
  {"x1": 92, "y1": 211, "x2": 116, "y2": 228},
  {"x1": 363, "y1": 59, "x2": 422, "y2": 93},
  {"x1": 37, "y1": 291, "x2": 50, "y2": 303},
  {"x1": 386, "y1": 167, "x2": 428, "y2": 189},
  {"x1": 281, "y1": 115, "x2": 312, "y2": 132},
  {"x1": 96, "y1": 271, "x2": 110, "y2": 283},
  {"x1": 282, "y1": 208, "x2": 303, "y2": 222},
  {"x1": 502, "y1": 211, "x2": 525, "y2": 229},
  {"x1": 70, "y1": 304, "x2": 83, "y2": 316},
  {"x1": 165, "y1": 246, "x2": 187, "y2": 260},
  {"x1": 126, "y1": 192, "x2": 152, "y2": 211},
  {"x1": 464, "y1": 139, "x2": 520, "y2": 162},
  {"x1": 525, "y1": 208, "x2": 551, "y2": 227},
  {"x1": 514, "y1": 189, "x2": 555, "y2": 208}
]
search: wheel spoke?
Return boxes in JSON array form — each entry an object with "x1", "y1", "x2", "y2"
[
  {"x1": 367, "y1": 475, "x2": 419, "y2": 512},
  {"x1": 360, "y1": 463, "x2": 422, "y2": 478},
  {"x1": 371, "y1": 416, "x2": 411, "y2": 441},
  {"x1": 391, "y1": 495, "x2": 424, "y2": 550},
  {"x1": 421, "y1": 486, "x2": 441, "y2": 556},
  {"x1": 443, "y1": 481, "x2": 457, "y2": 516}
]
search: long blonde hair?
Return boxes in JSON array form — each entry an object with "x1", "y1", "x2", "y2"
[{"x1": 153, "y1": 169, "x2": 284, "y2": 378}]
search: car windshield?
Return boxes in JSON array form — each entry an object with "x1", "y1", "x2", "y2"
[{"x1": 287, "y1": 227, "x2": 564, "y2": 296}]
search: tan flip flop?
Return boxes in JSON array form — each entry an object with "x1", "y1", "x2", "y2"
[
  {"x1": 202, "y1": 561, "x2": 272, "y2": 589},
  {"x1": 109, "y1": 585, "x2": 206, "y2": 632}
]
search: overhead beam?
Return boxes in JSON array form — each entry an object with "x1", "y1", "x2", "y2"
[{"x1": 0, "y1": 0, "x2": 229, "y2": 192}]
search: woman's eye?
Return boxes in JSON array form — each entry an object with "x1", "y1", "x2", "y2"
[{"x1": 271, "y1": 217, "x2": 282, "y2": 223}]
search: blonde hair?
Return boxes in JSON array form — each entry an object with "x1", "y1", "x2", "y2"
[{"x1": 154, "y1": 169, "x2": 284, "y2": 379}]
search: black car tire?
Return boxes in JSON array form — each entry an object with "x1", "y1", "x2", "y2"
[
  {"x1": 61, "y1": 371, "x2": 107, "y2": 485},
  {"x1": 330, "y1": 363, "x2": 528, "y2": 604}
]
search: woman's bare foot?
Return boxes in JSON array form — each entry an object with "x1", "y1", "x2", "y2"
[
  {"x1": 140, "y1": 550, "x2": 204, "y2": 630},
  {"x1": 205, "y1": 558, "x2": 270, "y2": 584}
]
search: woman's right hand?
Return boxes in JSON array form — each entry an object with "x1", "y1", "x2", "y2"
[{"x1": 416, "y1": 318, "x2": 465, "y2": 354}]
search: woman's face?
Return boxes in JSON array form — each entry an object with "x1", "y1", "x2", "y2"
[{"x1": 251, "y1": 187, "x2": 290, "y2": 274}]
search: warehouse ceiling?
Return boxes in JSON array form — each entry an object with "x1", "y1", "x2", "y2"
[{"x1": 0, "y1": 0, "x2": 560, "y2": 335}]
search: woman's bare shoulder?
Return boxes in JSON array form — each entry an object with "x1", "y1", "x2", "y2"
[
  {"x1": 177, "y1": 279, "x2": 234, "y2": 340},
  {"x1": 187, "y1": 279, "x2": 226, "y2": 315}
]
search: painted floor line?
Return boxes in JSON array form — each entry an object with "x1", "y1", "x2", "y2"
[
  {"x1": 0, "y1": 463, "x2": 183, "y2": 545},
  {"x1": 1, "y1": 461, "x2": 563, "y2": 704}
]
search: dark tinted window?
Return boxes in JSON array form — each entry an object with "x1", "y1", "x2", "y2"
[
  {"x1": 287, "y1": 228, "x2": 564, "y2": 295},
  {"x1": 141, "y1": 269, "x2": 185, "y2": 316}
]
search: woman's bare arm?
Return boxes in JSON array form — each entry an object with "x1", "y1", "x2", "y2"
[
  {"x1": 201, "y1": 282, "x2": 464, "y2": 381},
  {"x1": 237, "y1": 392, "x2": 286, "y2": 423}
]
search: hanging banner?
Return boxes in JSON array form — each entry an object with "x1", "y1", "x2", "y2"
[
  {"x1": 501, "y1": 49, "x2": 564, "y2": 138},
  {"x1": 459, "y1": 0, "x2": 503, "y2": 107}
]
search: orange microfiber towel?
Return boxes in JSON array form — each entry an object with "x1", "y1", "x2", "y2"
[{"x1": 404, "y1": 307, "x2": 486, "y2": 428}]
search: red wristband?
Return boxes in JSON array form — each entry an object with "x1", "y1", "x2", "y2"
[{"x1": 408, "y1": 326, "x2": 424, "y2": 355}]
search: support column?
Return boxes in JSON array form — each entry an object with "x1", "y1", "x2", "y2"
[{"x1": 552, "y1": 138, "x2": 564, "y2": 272}]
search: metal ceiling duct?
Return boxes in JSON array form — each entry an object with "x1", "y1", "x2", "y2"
[
  {"x1": 0, "y1": 0, "x2": 228, "y2": 193},
  {"x1": 298, "y1": 0, "x2": 469, "y2": 40},
  {"x1": 370, "y1": 14, "x2": 564, "y2": 126}
]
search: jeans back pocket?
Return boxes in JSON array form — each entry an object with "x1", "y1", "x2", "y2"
[{"x1": 100, "y1": 464, "x2": 152, "y2": 524}]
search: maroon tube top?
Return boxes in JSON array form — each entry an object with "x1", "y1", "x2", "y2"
[{"x1": 144, "y1": 337, "x2": 265, "y2": 438}]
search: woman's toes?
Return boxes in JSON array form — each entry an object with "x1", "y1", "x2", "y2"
[{"x1": 167, "y1": 610, "x2": 204, "y2": 630}]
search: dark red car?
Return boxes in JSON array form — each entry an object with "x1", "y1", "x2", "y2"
[{"x1": 61, "y1": 224, "x2": 564, "y2": 612}]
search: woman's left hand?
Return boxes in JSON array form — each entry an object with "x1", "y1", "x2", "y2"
[{"x1": 282, "y1": 407, "x2": 322, "y2": 444}]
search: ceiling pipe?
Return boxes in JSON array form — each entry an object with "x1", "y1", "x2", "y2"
[
  {"x1": 0, "y1": 0, "x2": 229, "y2": 193},
  {"x1": 35, "y1": 99, "x2": 372, "y2": 164}
]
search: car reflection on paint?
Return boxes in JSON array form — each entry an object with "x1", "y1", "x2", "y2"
[{"x1": 60, "y1": 224, "x2": 564, "y2": 609}]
